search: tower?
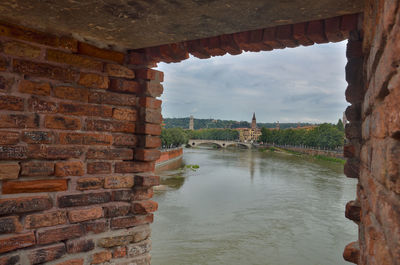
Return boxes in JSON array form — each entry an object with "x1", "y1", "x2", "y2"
[
  {"x1": 189, "y1": 115, "x2": 194, "y2": 130},
  {"x1": 251, "y1": 112, "x2": 257, "y2": 130}
]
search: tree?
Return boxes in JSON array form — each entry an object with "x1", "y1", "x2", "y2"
[{"x1": 161, "y1": 128, "x2": 189, "y2": 148}]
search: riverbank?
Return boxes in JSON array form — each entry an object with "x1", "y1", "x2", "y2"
[{"x1": 155, "y1": 147, "x2": 183, "y2": 167}]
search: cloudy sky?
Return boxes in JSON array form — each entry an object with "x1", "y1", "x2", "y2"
[{"x1": 157, "y1": 41, "x2": 348, "y2": 124}]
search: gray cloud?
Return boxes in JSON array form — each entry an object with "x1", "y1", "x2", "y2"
[{"x1": 157, "y1": 41, "x2": 348, "y2": 123}]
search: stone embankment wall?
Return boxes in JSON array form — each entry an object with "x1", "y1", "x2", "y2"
[
  {"x1": 278, "y1": 146, "x2": 344, "y2": 159},
  {"x1": 0, "y1": 22, "x2": 164, "y2": 265},
  {"x1": 156, "y1": 148, "x2": 183, "y2": 166}
]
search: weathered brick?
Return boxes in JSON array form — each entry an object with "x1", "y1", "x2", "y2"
[
  {"x1": 0, "y1": 114, "x2": 39, "y2": 129},
  {"x1": 22, "y1": 131, "x2": 54, "y2": 144},
  {"x1": 0, "y1": 232, "x2": 35, "y2": 254},
  {"x1": 345, "y1": 200, "x2": 361, "y2": 223},
  {"x1": 20, "y1": 161, "x2": 54, "y2": 176},
  {"x1": 0, "y1": 163, "x2": 19, "y2": 180},
  {"x1": 25, "y1": 210, "x2": 67, "y2": 229},
  {"x1": 0, "y1": 75, "x2": 14, "y2": 91},
  {"x1": 111, "y1": 214, "x2": 153, "y2": 229},
  {"x1": 139, "y1": 97, "x2": 162, "y2": 109},
  {"x1": 292, "y1": 22, "x2": 314, "y2": 46},
  {"x1": 137, "y1": 135, "x2": 161, "y2": 148},
  {"x1": 141, "y1": 108, "x2": 162, "y2": 124},
  {"x1": 135, "y1": 149, "x2": 161, "y2": 162},
  {"x1": 86, "y1": 119, "x2": 135, "y2": 133},
  {"x1": 45, "y1": 115, "x2": 81, "y2": 130},
  {"x1": 104, "y1": 176, "x2": 134, "y2": 189},
  {"x1": 78, "y1": 73, "x2": 109, "y2": 89},
  {"x1": 142, "y1": 82, "x2": 163, "y2": 97},
  {"x1": 28, "y1": 243, "x2": 66, "y2": 265},
  {"x1": 344, "y1": 158, "x2": 360, "y2": 179},
  {"x1": 275, "y1": 25, "x2": 297, "y2": 47},
  {"x1": 0, "y1": 216, "x2": 22, "y2": 234},
  {"x1": 112, "y1": 190, "x2": 133, "y2": 201},
  {"x1": 58, "y1": 192, "x2": 111, "y2": 208},
  {"x1": 55, "y1": 259, "x2": 84, "y2": 265},
  {"x1": 87, "y1": 162, "x2": 111, "y2": 174},
  {"x1": 59, "y1": 102, "x2": 113, "y2": 117},
  {"x1": 105, "y1": 64, "x2": 135, "y2": 79},
  {"x1": 131, "y1": 201, "x2": 158, "y2": 214},
  {"x1": 127, "y1": 240, "x2": 151, "y2": 258},
  {"x1": 113, "y1": 108, "x2": 137, "y2": 121},
  {"x1": 0, "y1": 145, "x2": 27, "y2": 160},
  {"x1": 55, "y1": 161, "x2": 84, "y2": 177},
  {"x1": 46, "y1": 49, "x2": 103, "y2": 71},
  {"x1": 98, "y1": 234, "x2": 133, "y2": 248},
  {"x1": 53, "y1": 86, "x2": 89, "y2": 102},
  {"x1": 78, "y1": 42, "x2": 124, "y2": 64},
  {"x1": 324, "y1": 17, "x2": 344, "y2": 42},
  {"x1": 128, "y1": 52, "x2": 147, "y2": 65},
  {"x1": 86, "y1": 147, "x2": 133, "y2": 160},
  {"x1": 68, "y1": 207, "x2": 103, "y2": 223},
  {"x1": 136, "y1": 123, "x2": 161, "y2": 136},
  {"x1": 345, "y1": 123, "x2": 361, "y2": 139},
  {"x1": 1, "y1": 40, "x2": 41, "y2": 58},
  {"x1": 343, "y1": 241, "x2": 359, "y2": 264},
  {"x1": 0, "y1": 56, "x2": 8, "y2": 71},
  {"x1": 0, "y1": 95, "x2": 24, "y2": 111},
  {"x1": 306, "y1": 20, "x2": 328, "y2": 44},
  {"x1": 2, "y1": 179, "x2": 68, "y2": 194},
  {"x1": 134, "y1": 175, "x2": 160, "y2": 187},
  {"x1": 59, "y1": 132, "x2": 112, "y2": 145},
  {"x1": 18, "y1": 80, "x2": 51, "y2": 96},
  {"x1": 37, "y1": 224, "x2": 85, "y2": 245},
  {"x1": 0, "y1": 255, "x2": 19, "y2": 265},
  {"x1": 136, "y1": 69, "x2": 163, "y2": 82},
  {"x1": 103, "y1": 202, "x2": 131, "y2": 218},
  {"x1": 91, "y1": 250, "x2": 112, "y2": 264},
  {"x1": 113, "y1": 246, "x2": 127, "y2": 258},
  {"x1": 113, "y1": 134, "x2": 137, "y2": 147},
  {"x1": 28, "y1": 96, "x2": 57, "y2": 113},
  {"x1": 13, "y1": 59, "x2": 78, "y2": 82},
  {"x1": 66, "y1": 238, "x2": 95, "y2": 254},
  {"x1": 0, "y1": 131, "x2": 19, "y2": 145},
  {"x1": 131, "y1": 188, "x2": 154, "y2": 201},
  {"x1": 89, "y1": 91, "x2": 136, "y2": 106},
  {"x1": 115, "y1": 162, "x2": 155, "y2": 174},
  {"x1": 77, "y1": 177, "x2": 104, "y2": 191},
  {"x1": 82, "y1": 219, "x2": 108, "y2": 234},
  {"x1": 109, "y1": 79, "x2": 140, "y2": 94},
  {"x1": 28, "y1": 145, "x2": 84, "y2": 159}
]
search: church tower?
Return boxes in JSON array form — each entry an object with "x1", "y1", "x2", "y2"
[
  {"x1": 189, "y1": 115, "x2": 194, "y2": 130},
  {"x1": 251, "y1": 112, "x2": 257, "y2": 130}
]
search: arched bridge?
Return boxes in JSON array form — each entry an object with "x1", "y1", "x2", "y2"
[{"x1": 188, "y1": 139, "x2": 252, "y2": 149}]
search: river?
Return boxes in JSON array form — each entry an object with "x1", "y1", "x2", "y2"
[{"x1": 151, "y1": 148, "x2": 358, "y2": 265}]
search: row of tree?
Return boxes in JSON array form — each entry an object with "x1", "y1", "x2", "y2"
[
  {"x1": 259, "y1": 122, "x2": 344, "y2": 150},
  {"x1": 161, "y1": 128, "x2": 188, "y2": 148},
  {"x1": 186, "y1": 129, "x2": 239, "y2": 141}
]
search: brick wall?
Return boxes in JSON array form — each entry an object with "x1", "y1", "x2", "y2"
[
  {"x1": 0, "y1": 22, "x2": 163, "y2": 265},
  {"x1": 155, "y1": 148, "x2": 183, "y2": 165},
  {"x1": 343, "y1": 0, "x2": 400, "y2": 264}
]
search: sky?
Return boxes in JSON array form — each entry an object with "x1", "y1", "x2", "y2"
[{"x1": 157, "y1": 41, "x2": 348, "y2": 124}]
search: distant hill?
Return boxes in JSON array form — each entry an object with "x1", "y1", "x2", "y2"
[{"x1": 163, "y1": 117, "x2": 314, "y2": 130}]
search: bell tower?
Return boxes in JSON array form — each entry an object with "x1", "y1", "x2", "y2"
[{"x1": 251, "y1": 112, "x2": 257, "y2": 130}]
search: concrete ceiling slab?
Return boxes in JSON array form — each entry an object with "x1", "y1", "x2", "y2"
[{"x1": 0, "y1": 0, "x2": 363, "y2": 51}]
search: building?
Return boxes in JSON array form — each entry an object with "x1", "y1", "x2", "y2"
[
  {"x1": 236, "y1": 113, "x2": 262, "y2": 143},
  {"x1": 189, "y1": 115, "x2": 194, "y2": 130}
]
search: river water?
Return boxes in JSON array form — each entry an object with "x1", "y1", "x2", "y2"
[{"x1": 151, "y1": 148, "x2": 357, "y2": 265}]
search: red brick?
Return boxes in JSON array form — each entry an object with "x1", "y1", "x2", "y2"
[
  {"x1": 132, "y1": 201, "x2": 158, "y2": 214},
  {"x1": 13, "y1": 59, "x2": 78, "y2": 82},
  {"x1": 27, "y1": 145, "x2": 84, "y2": 159},
  {"x1": 59, "y1": 132, "x2": 112, "y2": 145},
  {"x1": 345, "y1": 122, "x2": 361, "y2": 139},
  {"x1": 106, "y1": 64, "x2": 135, "y2": 78},
  {"x1": 20, "y1": 161, "x2": 54, "y2": 176},
  {"x1": 132, "y1": 188, "x2": 154, "y2": 200},
  {"x1": 0, "y1": 255, "x2": 19, "y2": 265},
  {"x1": 324, "y1": 16, "x2": 344, "y2": 42},
  {"x1": 46, "y1": 49, "x2": 103, "y2": 71},
  {"x1": 77, "y1": 177, "x2": 104, "y2": 191},
  {"x1": 25, "y1": 210, "x2": 68, "y2": 229},
  {"x1": 113, "y1": 108, "x2": 137, "y2": 121},
  {"x1": 78, "y1": 73, "x2": 109, "y2": 89},
  {"x1": 18, "y1": 80, "x2": 51, "y2": 96},
  {"x1": 78, "y1": 42, "x2": 124, "y2": 64},
  {"x1": 86, "y1": 148, "x2": 133, "y2": 160},
  {"x1": 141, "y1": 108, "x2": 162, "y2": 124},
  {"x1": 346, "y1": 40, "x2": 363, "y2": 59},
  {"x1": 113, "y1": 246, "x2": 127, "y2": 258},
  {"x1": 276, "y1": 25, "x2": 297, "y2": 48},
  {"x1": 89, "y1": 91, "x2": 136, "y2": 106},
  {"x1": 1, "y1": 40, "x2": 41, "y2": 58},
  {"x1": 55, "y1": 161, "x2": 84, "y2": 177},
  {"x1": 28, "y1": 243, "x2": 66, "y2": 265},
  {"x1": 59, "y1": 102, "x2": 112, "y2": 117},
  {"x1": 111, "y1": 214, "x2": 153, "y2": 229},
  {"x1": 86, "y1": 119, "x2": 135, "y2": 133},
  {"x1": 0, "y1": 56, "x2": 8, "y2": 71},
  {"x1": 139, "y1": 97, "x2": 162, "y2": 109},
  {"x1": 45, "y1": 115, "x2": 81, "y2": 130},
  {"x1": 340, "y1": 14, "x2": 358, "y2": 32},
  {"x1": 344, "y1": 144, "x2": 356, "y2": 158},
  {"x1": 83, "y1": 219, "x2": 108, "y2": 234},
  {"x1": 37, "y1": 224, "x2": 85, "y2": 245},
  {"x1": 142, "y1": 82, "x2": 163, "y2": 97},
  {"x1": 0, "y1": 232, "x2": 35, "y2": 254},
  {"x1": 103, "y1": 202, "x2": 131, "y2": 218},
  {"x1": 219, "y1": 34, "x2": 242, "y2": 55},
  {"x1": 0, "y1": 114, "x2": 39, "y2": 128},
  {"x1": 0, "y1": 163, "x2": 19, "y2": 180},
  {"x1": 136, "y1": 69, "x2": 163, "y2": 82},
  {"x1": 28, "y1": 96, "x2": 57, "y2": 113},
  {"x1": 58, "y1": 192, "x2": 111, "y2": 208},
  {"x1": 0, "y1": 131, "x2": 19, "y2": 145},
  {"x1": 262, "y1": 27, "x2": 284, "y2": 49},
  {"x1": 292, "y1": 23, "x2": 314, "y2": 46},
  {"x1": 0, "y1": 95, "x2": 24, "y2": 111},
  {"x1": 345, "y1": 200, "x2": 361, "y2": 223},
  {"x1": 91, "y1": 250, "x2": 112, "y2": 264},
  {"x1": 136, "y1": 123, "x2": 161, "y2": 135},
  {"x1": 115, "y1": 162, "x2": 155, "y2": 174},
  {"x1": 104, "y1": 176, "x2": 134, "y2": 189},
  {"x1": 134, "y1": 175, "x2": 160, "y2": 187},
  {"x1": 344, "y1": 158, "x2": 360, "y2": 179},
  {"x1": 135, "y1": 149, "x2": 161, "y2": 162},
  {"x1": 2, "y1": 179, "x2": 68, "y2": 194},
  {"x1": 53, "y1": 86, "x2": 89, "y2": 102},
  {"x1": 0, "y1": 145, "x2": 27, "y2": 160},
  {"x1": 112, "y1": 190, "x2": 133, "y2": 201},
  {"x1": 66, "y1": 238, "x2": 95, "y2": 254},
  {"x1": 68, "y1": 207, "x2": 103, "y2": 223},
  {"x1": 55, "y1": 259, "x2": 84, "y2": 265},
  {"x1": 128, "y1": 52, "x2": 147, "y2": 65},
  {"x1": 87, "y1": 162, "x2": 111, "y2": 174},
  {"x1": 109, "y1": 79, "x2": 140, "y2": 94},
  {"x1": 113, "y1": 134, "x2": 137, "y2": 147},
  {"x1": 0, "y1": 216, "x2": 22, "y2": 234},
  {"x1": 343, "y1": 241, "x2": 359, "y2": 264},
  {"x1": 137, "y1": 135, "x2": 161, "y2": 148},
  {"x1": 0, "y1": 75, "x2": 14, "y2": 91},
  {"x1": 22, "y1": 131, "x2": 54, "y2": 144},
  {"x1": 306, "y1": 20, "x2": 328, "y2": 44}
]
